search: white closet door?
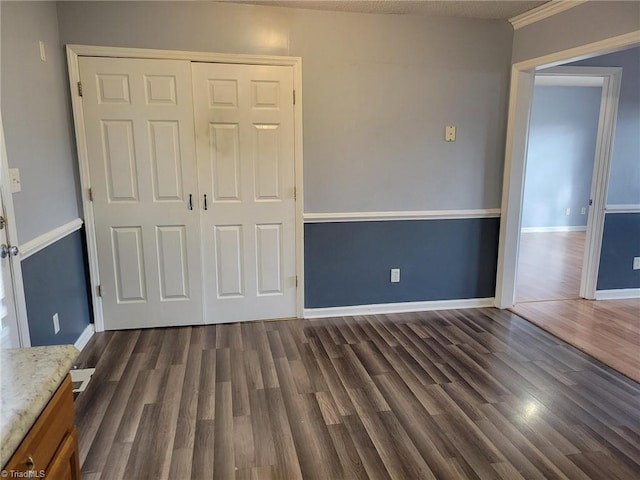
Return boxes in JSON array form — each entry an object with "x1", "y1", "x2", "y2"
[
  {"x1": 80, "y1": 57, "x2": 203, "y2": 329},
  {"x1": 192, "y1": 63, "x2": 297, "y2": 324}
]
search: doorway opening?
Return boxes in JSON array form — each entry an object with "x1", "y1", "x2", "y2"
[{"x1": 515, "y1": 69, "x2": 606, "y2": 305}]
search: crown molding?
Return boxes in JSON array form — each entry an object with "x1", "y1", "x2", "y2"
[{"x1": 510, "y1": 0, "x2": 588, "y2": 30}]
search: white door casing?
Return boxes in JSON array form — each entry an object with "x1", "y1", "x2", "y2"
[
  {"x1": 0, "y1": 118, "x2": 28, "y2": 347},
  {"x1": 192, "y1": 63, "x2": 297, "y2": 323},
  {"x1": 0, "y1": 182, "x2": 20, "y2": 348},
  {"x1": 79, "y1": 57, "x2": 203, "y2": 329},
  {"x1": 494, "y1": 32, "x2": 638, "y2": 308}
]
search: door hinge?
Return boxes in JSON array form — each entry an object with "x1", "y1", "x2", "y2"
[
  {"x1": 293, "y1": 186, "x2": 297, "y2": 201},
  {"x1": 77, "y1": 81, "x2": 83, "y2": 97},
  {"x1": 293, "y1": 90, "x2": 296, "y2": 105},
  {"x1": 96, "y1": 285, "x2": 102, "y2": 297},
  {"x1": 88, "y1": 187, "x2": 93, "y2": 201},
  {"x1": 295, "y1": 276, "x2": 299, "y2": 288}
]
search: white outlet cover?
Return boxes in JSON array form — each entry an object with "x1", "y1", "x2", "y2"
[
  {"x1": 53, "y1": 313, "x2": 60, "y2": 334},
  {"x1": 633, "y1": 257, "x2": 640, "y2": 270},
  {"x1": 391, "y1": 268, "x2": 400, "y2": 283}
]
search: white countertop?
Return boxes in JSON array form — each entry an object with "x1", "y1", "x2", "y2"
[{"x1": 0, "y1": 345, "x2": 79, "y2": 468}]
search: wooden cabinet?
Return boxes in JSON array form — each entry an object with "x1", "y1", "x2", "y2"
[{"x1": 4, "y1": 374, "x2": 80, "y2": 479}]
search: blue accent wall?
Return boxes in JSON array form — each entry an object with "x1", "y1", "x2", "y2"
[
  {"x1": 304, "y1": 218, "x2": 500, "y2": 308},
  {"x1": 597, "y1": 213, "x2": 640, "y2": 290},
  {"x1": 22, "y1": 229, "x2": 92, "y2": 346}
]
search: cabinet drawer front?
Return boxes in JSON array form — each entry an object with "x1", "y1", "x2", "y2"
[{"x1": 5, "y1": 375, "x2": 74, "y2": 473}]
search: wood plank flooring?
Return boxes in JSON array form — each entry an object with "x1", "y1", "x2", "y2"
[
  {"x1": 73, "y1": 308, "x2": 640, "y2": 479},
  {"x1": 512, "y1": 299, "x2": 640, "y2": 384},
  {"x1": 516, "y1": 231, "x2": 585, "y2": 303}
]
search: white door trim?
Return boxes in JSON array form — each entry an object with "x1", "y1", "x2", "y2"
[
  {"x1": 67, "y1": 45, "x2": 305, "y2": 331},
  {"x1": 0, "y1": 119, "x2": 30, "y2": 346},
  {"x1": 495, "y1": 31, "x2": 640, "y2": 309}
]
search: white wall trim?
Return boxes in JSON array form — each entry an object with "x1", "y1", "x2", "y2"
[
  {"x1": 74, "y1": 323, "x2": 95, "y2": 351},
  {"x1": 304, "y1": 209, "x2": 501, "y2": 223},
  {"x1": 595, "y1": 289, "x2": 640, "y2": 300},
  {"x1": 509, "y1": 0, "x2": 587, "y2": 30},
  {"x1": 605, "y1": 204, "x2": 640, "y2": 214},
  {"x1": 304, "y1": 297, "x2": 494, "y2": 319},
  {"x1": 67, "y1": 45, "x2": 305, "y2": 332},
  {"x1": 520, "y1": 226, "x2": 587, "y2": 233},
  {"x1": 514, "y1": 31, "x2": 640, "y2": 71},
  {"x1": 19, "y1": 218, "x2": 83, "y2": 260}
]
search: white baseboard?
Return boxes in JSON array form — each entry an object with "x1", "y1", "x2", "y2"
[
  {"x1": 594, "y1": 288, "x2": 640, "y2": 300},
  {"x1": 74, "y1": 323, "x2": 95, "y2": 351},
  {"x1": 304, "y1": 297, "x2": 495, "y2": 319},
  {"x1": 520, "y1": 226, "x2": 587, "y2": 233}
]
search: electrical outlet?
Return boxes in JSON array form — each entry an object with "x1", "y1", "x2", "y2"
[
  {"x1": 565, "y1": 208, "x2": 571, "y2": 216},
  {"x1": 53, "y1": 313, "x2": 60, "y2": 334},
  {"x1": 581, "y1": 207, "x2": 587, "y2": 215},
  {"x1": 391, "y1": 268, "x2": 400, "y2": 283},
  {"x1": 633, "y1": 257, "x2": 640, "y2": 270}
]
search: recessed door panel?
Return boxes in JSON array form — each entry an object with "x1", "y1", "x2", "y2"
[
  {"x1": 145, "y1": 75, "x2": 177, "y2": 105},
  {"x1": 101, "y1": 120, "x2": 139, "y2": 202},
  {"x1": 252, "y1": 81, "x2": 279, "y2": 108},
  {"x1": 210, "y1": 124, "x2": 241, "y2": 202},
  {"x1": 208, "y1": 79, "x2": 238, "y2": 108},
  {"x1": 156, "y1": 226, "x2": 189, "y2": 300},
  {"x1": 97, "y1": 74, "x2": 130, "y2": 104},
  {"x1": 149, "y1": 121, "x2": 183, "y2": 201},
  {"x1": 215, "y1": 225, "x2": 244, "y2": 298},
  {"x1": 254, "y1": 125, "x2": 280, "y2": 201},
  {"x1": 111, "y1": 227, "x2": 146, "y2": 303},
  {"x1": 256, "y1": 224, "x2": 283, "y2": 295}
]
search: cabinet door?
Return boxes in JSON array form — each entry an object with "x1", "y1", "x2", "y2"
[
  {"x1": 46, "y1": 429, "x2": 81, "y2": 480},
  {"x1": 80, "y1": 57, "x2": 203, "y2": 329},
  {"x1": 192, "y1": 63, "x2": 297, "y2": 324}
]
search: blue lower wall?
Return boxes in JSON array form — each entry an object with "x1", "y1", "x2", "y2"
[
  {"x1": 22, "y1": 228, "x2": 92, "y2": 346},
  {"x1": 597, "y1": 213, "x2": 640, "y2": 290},
  {"x1": 304, "y1": 218, "x2": 500, "y2": 308}
]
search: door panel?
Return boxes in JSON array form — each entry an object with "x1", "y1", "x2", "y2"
[
  {"x1": 80, "y1": 57, "x2": 202, "y2": 329},
  {"x1": 193, "y1": 63, "x2": 296, "y2": 323}
]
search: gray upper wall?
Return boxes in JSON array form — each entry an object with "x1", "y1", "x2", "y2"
[
  {"x1": 1, "y1": 1, "x2": 81, "y2": 243},
  {"x1": 512, "y1": 1, "x2": 640, "y2": 64},
  {"x1": 56, "y1": 1, "x2": 513, "y2": 213},
  {"x1": 522, "y1": 86, "x2": 601, "y2": 229},
  {"x1": 570, "y1": 47, "x2": 640, "y2": 206}
]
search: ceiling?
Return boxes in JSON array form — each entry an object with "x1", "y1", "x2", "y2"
[{"x1": 222, "y1": 1, "x2": 549, "y2": 20}]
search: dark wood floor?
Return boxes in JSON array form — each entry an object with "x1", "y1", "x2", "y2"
[{"x1": 74, "y1": 309, "x2": 640, "y2": 480}]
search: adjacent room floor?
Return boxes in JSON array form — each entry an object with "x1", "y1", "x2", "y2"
[
  {"x1": 516, "y1": 231, "x2": 585, "y2": 303},
  {"x1": 513, "y1": 230, "x2": 639, "y2": 383},
  {"x1": 73, "y1": 309, "x2": 640, "y2": 480}
]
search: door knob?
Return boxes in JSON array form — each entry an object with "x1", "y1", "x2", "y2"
[{"x1": 0, "y1": 244, "x2": 19, "y2": 259}]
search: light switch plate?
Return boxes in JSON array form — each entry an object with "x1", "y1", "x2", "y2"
[
  {"x1": 445, "y1": 125, "x2": 456, "y2": 142},
  {"x1": 9, "y1": 168, "x2": 21, "y2": 193}
]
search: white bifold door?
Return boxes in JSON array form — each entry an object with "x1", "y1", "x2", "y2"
[
  {"x1": 192, "y1": 63, "x2": 296, "y2": 324},
  {"x1": 79, "y1": 57, "x2": 296, "y2": 329},
  {"x1": 80, "y1": 57, "x2": 203, "y2": 329}
]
